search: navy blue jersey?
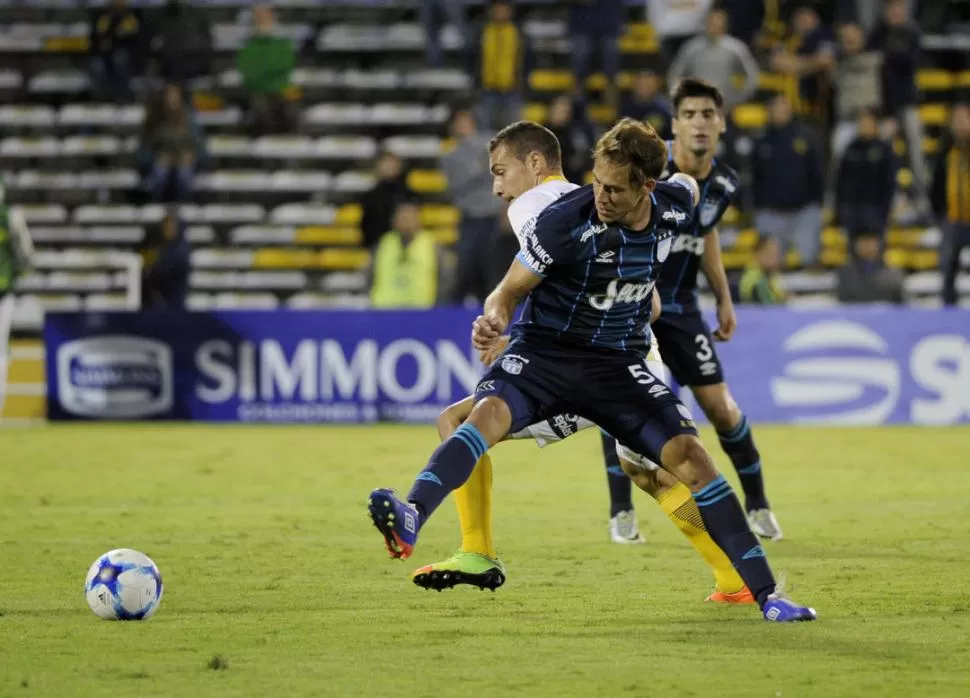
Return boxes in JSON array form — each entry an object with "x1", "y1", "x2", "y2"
[
  {"x1": 513, "y1": 182, "x2": 695, "y2": 355},
  {"x1": 655, "y1": 147, "x2": 741, "y2": 314}
]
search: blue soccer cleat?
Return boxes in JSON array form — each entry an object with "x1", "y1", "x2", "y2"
[
  {"x1": 763, "y1": 592, "x2": 817, "y2": 622},
  {"x1": 368, "y1": 488, "x2": 420, "y2": 560}
]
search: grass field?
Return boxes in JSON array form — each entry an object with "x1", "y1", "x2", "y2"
[{"x1": 2, "y1": 424, "x2": 969, "y2": 697}]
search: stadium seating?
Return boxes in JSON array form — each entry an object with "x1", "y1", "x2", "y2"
[{"x1": 2, "y1": 0, "x2": 968, "y2": 333}]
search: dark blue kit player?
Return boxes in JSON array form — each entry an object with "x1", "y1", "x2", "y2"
[
  {"x1": 367, "y1": 117, "x2": 816, "y2": 623},
  {"x1": 602, "y1": 78, "x2": 784, "y2": 544}
]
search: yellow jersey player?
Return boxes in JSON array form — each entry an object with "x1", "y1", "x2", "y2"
[{"x1": 409, "y1": 121, "x2": 753, "y2": 604}]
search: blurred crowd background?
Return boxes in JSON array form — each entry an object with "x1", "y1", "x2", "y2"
[{"x1": 3, "y1": 0, "x2": 970, "y2": 329}]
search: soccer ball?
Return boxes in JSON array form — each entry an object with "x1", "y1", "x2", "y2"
[{"x1": 84, "y1": 549, "x2": 163, "y2": 620}]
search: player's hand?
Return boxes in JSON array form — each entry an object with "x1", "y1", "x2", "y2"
[
  {"x1": 479, "y1": 335, "x2": 510, "y2": 366},
  {"x1": 713, "y1": 301, "x2": 737, "y2": 342},
  {"x1": 472, "y1": 315, "x2": 504, "y2": 351}
]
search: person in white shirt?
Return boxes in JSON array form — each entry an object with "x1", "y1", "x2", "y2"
[{"x1": 409, "y1": 122, "x2": 752, "y2": 608}]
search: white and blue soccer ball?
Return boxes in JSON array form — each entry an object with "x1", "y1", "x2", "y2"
[{"x1": 84, "y1": 549, "x2": 163, "y2": 620}]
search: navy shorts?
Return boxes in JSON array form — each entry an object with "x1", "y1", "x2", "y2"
[
  {"x1": 475, "y1": 337, "x2": 698, "y2": 465},
  {"x1": 652, "y1": 312, "x2": 724, "y2": 387}
]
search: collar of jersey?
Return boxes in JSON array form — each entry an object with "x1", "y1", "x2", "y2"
[{"x1": 541, "y1": 175, "x2": 567, "y2": 183}]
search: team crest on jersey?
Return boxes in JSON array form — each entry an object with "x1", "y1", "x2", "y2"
[
  {"x1": 501, "y1": 354, "x2": 529, "y2": 375},
  {"x1": 699, "y1": 197, "x2": 722, "y2": 228},
  {"x1": 657, "y1": 235, "x2": 672, "y2": 263}
]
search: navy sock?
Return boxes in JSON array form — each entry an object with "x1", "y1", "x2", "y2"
[
  {"x1": 407, "y1": 423, "x2": 488, "y2": 526},
  {"x1": 717, "y1": 414, "x2": 769, "y2": 512},
  {"x1": 693, "y1": 475, "x2": 776, "y2": 607},
  {"x1": 601, "y1": 431, "x2": 633, "y2": 517}
]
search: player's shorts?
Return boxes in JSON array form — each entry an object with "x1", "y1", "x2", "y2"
[
  {"x1": 476, "y1": 335, "x2": 695, "y2": 465},
  {"x1": 510, "y1": 335, "x2": 666, "y2": 453},
  {"x1": 651, "y1": 311, "x2": 724, "y2": 387}
]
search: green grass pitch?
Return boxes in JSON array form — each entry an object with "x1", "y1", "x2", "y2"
[{"x1": 1, "y1": 424, "x2": 969, "y2": 697}]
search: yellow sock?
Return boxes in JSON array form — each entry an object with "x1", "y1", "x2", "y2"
[
  {"x1": 657, "y1": 482, "x2": 745, "y2": 594},
  {"x1": 453, "y1": 454, "x2": 497, "y2": 559}
]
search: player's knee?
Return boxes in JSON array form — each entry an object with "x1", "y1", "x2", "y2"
[
  {"x1": 435, "y1": 408, "x2": 461, "y2": 441},
  {"x1": 697, "y1": 387, "x2": 741, "y2": 432},
  {"x1": 466, "y1": 396, "x2": 513, "y2": 446}
]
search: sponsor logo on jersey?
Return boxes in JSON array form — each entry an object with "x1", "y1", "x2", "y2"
[
  {"x1": 595, "y1": 250, "x2": 616, "y2": 264},
  {"x1": 581, "y1": 223, "x2": 609, "y2": 243},
  {"x1": 589, "y1": 279, "x2": 655, "y2": 311},
  {"x1": 662, "y1": 209, "x2": 688, "y2": 223},
  {"x1": 671, "y1": 234, "x2": 706, "y2": 256}
]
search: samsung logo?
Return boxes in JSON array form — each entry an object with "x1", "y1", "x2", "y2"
[{"x1": 56, "y1": 336, "x2": 173, "y2": 418}]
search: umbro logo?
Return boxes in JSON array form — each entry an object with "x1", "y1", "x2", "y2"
[
  {"x1": 581, "y1": 223, "x2": 608, "y2": 243},
  {"x1": 595, "y1": 250, "x2": 616, "y2": 264}
]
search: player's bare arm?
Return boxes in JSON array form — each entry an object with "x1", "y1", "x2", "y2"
[
  {"x1": 701, "y1": 226, "x2": 737, "y2": 341},
  {"x1": 473, "y1": 259, "x2": 542, "y2": 352},
  {"x1": 651, "y1": 287, "x2": 661, "y2": 323}
]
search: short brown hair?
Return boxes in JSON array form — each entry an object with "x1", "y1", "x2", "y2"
[
  {"x1": 593, "y1": 118, "x2": 667, "y2": 188},
  {"x1": 671, "y1": 77, "x2": 725, "y2": 112},
  {"x1": 488, "y1": 121, "x2": 562, "y2": 170}
]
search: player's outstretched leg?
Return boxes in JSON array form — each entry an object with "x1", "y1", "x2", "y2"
[
  {"x1": 618, "y1": 452, "x2": 753, "y2": 604},
  {"x1": 368, "y1": 397, "x2": 510, "y2": 560},
  {"x1": 660, "y1": 435, "x2": 815, "y2": 622},
  {"x1": 412, "y1": 454, "x2": 506, "y2": 591},
  {"x1": 601, "y1": 432, "x2": 644, "y2": 544},
  {"x1": 693, "y1": 384, "x2": 783, "y2": 541}
]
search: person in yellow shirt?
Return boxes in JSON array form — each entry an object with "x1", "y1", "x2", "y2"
[
  {"x1": 370, "y1": 201, "x2": 439, "y2": 309},
  {"x1": 739, "y1": 236, "x2": 787, "y2": 305},
  {"x1": 477, "y1": 0, "x2": 524, "y2": 129}
]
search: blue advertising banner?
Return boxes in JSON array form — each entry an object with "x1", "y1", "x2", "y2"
[
  {"x1": 44, "y1": 309, "x2": 483, "y2": 423},
  {"x1": 44, "y1": 307, "x2": 970, "y2": 425}
]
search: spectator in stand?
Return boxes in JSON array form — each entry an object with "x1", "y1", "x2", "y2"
[
  {"x1": 90, "y1": 0, "x2": 143, "y2": 102},
  {"x1": 237, "y1": 5, "x2": 297, "y2": 136},
  {"x1": 370, "y1": 201, "x2": 439, "y2": 309},
  {"x1": 649, "y1": 0, "x2": 712, "y2": 70},
  {"x1": 751, "y1": 93, "x2": 824, "y2": 268},
  {"x1": 621, "y1": 69, "x2": 673, "y2": 140},
  {"x1": 142, "y1": 209, "x2": 190, "y2": 309},
  {"x1": 667, "y1": 5, "x2": 761, "y2": 112},
  {"x1": 835, "y1": 109, "x2": 898, "y2": 246},
  {"x1": 419, "y1": 0, "x2": 473, "y2": 70},
  {"x1": 721, "y1": 0, "x2": 766, "y2": 45},
  {"x1": 770, "y1": 5, "x2": 836, "y2": 130},
  {"x1": 477, "y1": 0, "x2": 525, "y2": 130},
  {"x1": 140, "y1": 83, "x2": 204, "y2": 203},
  {"x1": 932, "y1": 103, "x2": 970, "y2": 306},
  {"x1": 568, "y1": 0, "x2": 623, "y2": 105},
  {"x1": 836, "y1": 230, "x2": 905, "y2": 303},
  {"x1": 738, "y1": 236, "x2": 787, "y2": 304},
  {"x1": 546, "y1": 95, "x2": 595, "y2": 184},
  {"x1": 830, "y1": 23, "x2": 883, "y2": 162},
  {"x1": 360, "y1": 151, "x2": 410, "y2": 251},
  {"x1": 152, "y1": 0, "x2": 212, "y2": 89},
  {"x1": 869, "y1": 0, "x2": 928, "y2": 209},
  {"x1": 440, "y1": 108, "x2": 504, "y2": 304}
]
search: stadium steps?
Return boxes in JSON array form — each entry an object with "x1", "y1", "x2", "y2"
[{"x1": 2, "y1": 340, "x2": 45, "y2": 424}]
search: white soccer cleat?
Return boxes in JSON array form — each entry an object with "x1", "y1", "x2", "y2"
[
  {"x1": 748, "y1": 508, "x2": 784, "y2": 541},
  {"x1": 610, "y1": 509, "x2": 646, "y2": 544}
]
